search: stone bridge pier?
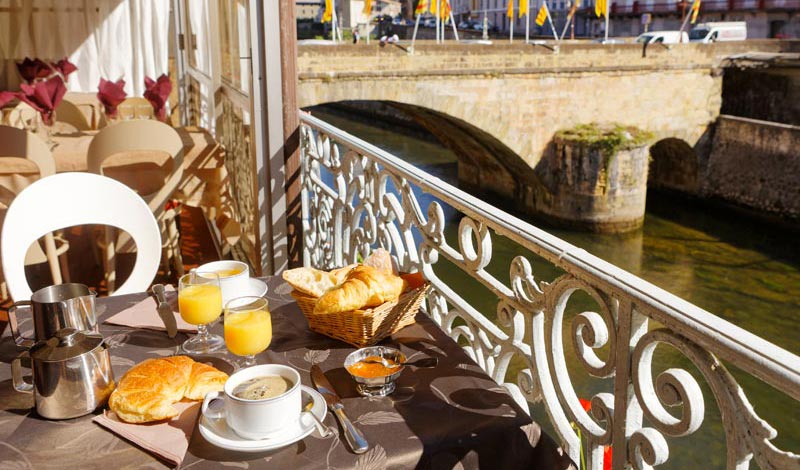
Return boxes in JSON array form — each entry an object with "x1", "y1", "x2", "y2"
[{"x1": 297, "y1": 40, "x2": 800, "y2": 230}]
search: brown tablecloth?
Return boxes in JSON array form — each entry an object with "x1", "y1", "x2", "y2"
[
  {"x1": 0, "y1": 127, "x2": 226, "y2": 213},
  {"x1": 0, "y1": 276, "x2": 566, "y2": 469}
]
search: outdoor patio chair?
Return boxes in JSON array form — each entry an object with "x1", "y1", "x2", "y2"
[
  {"x1": 87, "y1": 119, "x2": 184, "y2": 293},
  {"x1": 0, "y1": 126, "x2": 70, "y2": 298},
  {"x1": 118, "y1": 97, "x2": 155, "y2": 120},
  {"x1": 4, "y1": 102, "x2": 37, "y2": 129},
  {"x1": 1, "y1": 172, "x2": 161, "y2": 301},
  {"x1": 54, "y1": 99, "x2": 92, "y2": 131}
]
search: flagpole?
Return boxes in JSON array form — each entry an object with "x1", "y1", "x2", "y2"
[
  {"x1": 364, "y1": 1, "x2": 371, "y2": 45},
  {"x1": 509, "y1": 3, "x2": 514, "y2": 43},
  {"x1": 560, "y1": 13, "x2": 571, "y2": 39},
  {"x1": 525, "y1": 0, "x2": 530, "y2": 43},
  {"x1": 678, "y1": 2, "x2": 695, "y2": 41},
  {"x1": 411, "y1": 13, "x2": 421, "y2": 51},
  {"x1": 433, "y1": 0, "x2": 442, "y2": 44},
  {"x1": 604, "y1": 0, "x2": 609, "y2": 42},
  {"x1": 447, "y1": 1, "x2": 459, "y2": 41},
  {"x1": 545, "y1": 3, "x2": 559, "y2": 41},
  {"x1": 560, "y1": 1, "x2": 573, "y2": 40}
]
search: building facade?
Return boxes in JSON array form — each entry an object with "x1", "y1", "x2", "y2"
[{"x1": 449, "y1": 0, "x2": 798, "y2": 37}]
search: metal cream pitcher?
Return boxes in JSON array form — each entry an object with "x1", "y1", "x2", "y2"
[
  {"x1": 12, "y1": 328, "x2": 115, "y2": 420},
  {"x1": 8, "y1": 283, "x2": 98, "y2": 348}
]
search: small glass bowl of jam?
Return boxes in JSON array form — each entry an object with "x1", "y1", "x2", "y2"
[{"x1": 344, "y1": 346, "x2": 406, "y2": 397}]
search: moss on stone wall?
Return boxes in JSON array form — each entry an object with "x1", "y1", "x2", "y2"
[{"x1": 555, "y1": 123, "x2": 654, "y2": 155}]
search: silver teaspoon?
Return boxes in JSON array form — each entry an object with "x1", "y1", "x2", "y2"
[
  {"x1": 361, "y1": 357, "x2": 438, "y2": 368},
  {"x1": 304, "y1": 397, "x2": 333, "y2": 437}
]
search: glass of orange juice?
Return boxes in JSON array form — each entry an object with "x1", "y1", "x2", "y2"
[
  {"x1": 179, "y1": 271, "x2": 224, "y2": 353},
  {"x1": 224, "y1": 296, "x2": 271, "y2": 367}
]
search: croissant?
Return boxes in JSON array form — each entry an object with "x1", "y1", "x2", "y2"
[
  {"x1": 314, "y1": 265, "x2": 406, "y2": 314},
  {"x1": 108, "y1": 356, "x2": 228, "y2": 424}
]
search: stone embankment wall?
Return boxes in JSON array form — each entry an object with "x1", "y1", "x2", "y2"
[
  {"x1": 721, "y1": 66, "x2": 800, "y2": 126},
  {"x1": 703, "y1": 115, "x2": 800, "y2": 219}
]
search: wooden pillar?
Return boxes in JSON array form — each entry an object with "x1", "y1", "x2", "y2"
[{"x1": 279, "y1": 0, "x2": 303, "y2": 269}]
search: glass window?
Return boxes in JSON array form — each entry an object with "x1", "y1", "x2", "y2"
[
  {"x1": 218, "y1": 0, "x2": 250, "y2": 92},
  {"x1": 186, "y1": 0, "x2": 212, "y2": 75}
]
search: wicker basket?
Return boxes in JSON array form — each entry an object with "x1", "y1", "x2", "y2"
[{"x1": 292, "y1": 282, "x2": 430, "y2": 348}]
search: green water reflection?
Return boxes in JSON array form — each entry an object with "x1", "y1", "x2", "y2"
[{"x1": 310, "y1": 107, "x2": 799, "y2": 468}]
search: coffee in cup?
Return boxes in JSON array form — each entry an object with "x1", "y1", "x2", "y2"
[{"x1": 201, "y1": 364, "x2": 301, "y2": 439}]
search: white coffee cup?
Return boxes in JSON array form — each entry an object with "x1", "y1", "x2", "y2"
[
  {"x1": 201, "y1": 364, "x2": 302, "y2": 439},
  {"x1": 197, "y1": 260, "x2": 250, "y2": 304}
]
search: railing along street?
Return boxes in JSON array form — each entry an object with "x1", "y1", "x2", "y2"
[{"x1": 299, "y1": 114, "x2": 799, "y2": 470}]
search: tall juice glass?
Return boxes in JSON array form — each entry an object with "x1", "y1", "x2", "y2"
[
  {"x1": 224, "y1": 296, "x2": 271, "y2": 367},
  {"x1": 179, "y1": 271, "x2": 224, "y2": 353}
]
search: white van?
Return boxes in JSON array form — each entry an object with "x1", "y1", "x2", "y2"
[
  {"x1": 689, "y1": 22, "x2": 747, "y2": 42},
  {"x1": 635, "y1": 31, "x2": 689, "y2": 44}
]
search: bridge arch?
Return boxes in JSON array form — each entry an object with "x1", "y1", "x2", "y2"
[
  {"x1": 648, "y1": 137, "x2": 701, "y2": 194},
  {"x1": 304, "y1": 99, "x2": 540, "y2": 204}
]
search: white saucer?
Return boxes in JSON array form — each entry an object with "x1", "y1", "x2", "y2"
[
  {"x1": 245, "y1": 278, "x2": 268, "y2": 298},
  {"x1": 221, "y1": 278, "x2": 268, "y2": 304},
  {"x1": 199, "y1": 386, "x2": 327, "y2": 452}
]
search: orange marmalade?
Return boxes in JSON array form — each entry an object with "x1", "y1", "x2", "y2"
[{"x1": 347, "y1": 356, "x2": 401, "y2": 378}]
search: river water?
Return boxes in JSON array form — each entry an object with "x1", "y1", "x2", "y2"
[{"x1": 310, "y1": 107, "x2": 799, "y2": 468}]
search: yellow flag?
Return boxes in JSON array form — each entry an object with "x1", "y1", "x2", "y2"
[
  {"x1": 363, "y1": 0, "x2": 373, "y2": 15},
  {"x1": 507, "y1": 0, "x2": 514, "y2": 18},
  {"x1": 440, "y1": 0, "x2": 451, "y2": 19},
  {"x1": 519, "y1": 0, "x2": 529, "y2": 17},
  {"x1": 690, "y1": 0, "x2": 701, "y2": 23},
  {"x1": 535, "y1": 3, "x2": 547, "y2": 25},
  {"x1": 595, "y1": 0, "x2": 605, "y2": 17},
  {"x1": 431, "y1": 0, "x2": 438, "y2": 15},
  {"x1": 415, "y1": 0, "x2": 429, "y2": 14},
  {"x1": 322, "y1": 0, "x2": 333, "y2": 22}
]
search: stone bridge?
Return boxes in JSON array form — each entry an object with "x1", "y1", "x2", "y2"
[{"x1": 296, "y1": 40, "x2": 800, "y2": 227}]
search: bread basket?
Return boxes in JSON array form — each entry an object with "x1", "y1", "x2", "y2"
[{"x1": 292, "y1": 280, "x2": 430, "y2": 348}]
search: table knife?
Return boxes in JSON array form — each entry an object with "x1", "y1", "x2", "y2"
[
  {"x1": 310, "y1": 365, "x2": 369, "y2": 454},
  {"x1": 151, "y1": 284, "x2": 178, "y2": 338}
]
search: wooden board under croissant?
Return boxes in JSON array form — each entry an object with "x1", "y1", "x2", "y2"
[{"x1": 292, "y1": 281, "x2": 431, "y2": 348}]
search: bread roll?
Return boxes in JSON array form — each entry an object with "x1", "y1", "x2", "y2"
[
  {"x1": 108, "y1": 356, "x2": 228, "y2": 423},
  {"x1": 282, "y1": 267, "x2": 339, "y2": 297},
  {"x1": 314, "y1": 265, "x2": 406, "y2": 314},
  {"x1": 363, "y1": 249, "x2": 398, "y2": 275}
]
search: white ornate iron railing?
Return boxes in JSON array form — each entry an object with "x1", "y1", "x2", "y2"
[{"x1": 299, "y1": 114, "x2": 800, "y2": 470}]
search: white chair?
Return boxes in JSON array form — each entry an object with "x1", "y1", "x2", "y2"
[
  {"x1": 1, "y1": 173, "x2": 161, "y2": 301},
  {"x1": 87, "y1": 119, "x2": 185, "y2": 293},
  {"x1": 0, "y1": 126, "x2": 70, "y2": 294},
  {"x1": 54, "y1": 99, "x2": 92, "y2": 131}
]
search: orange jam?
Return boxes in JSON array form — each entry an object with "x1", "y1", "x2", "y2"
[{"x1": 347, "y1": 356, "x2": 401, "y2": 378}]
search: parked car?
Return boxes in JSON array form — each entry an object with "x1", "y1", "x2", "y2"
[
  {"x1": 595, "y1": 38, "x2": 628, "y2": 44},
  {"x1": 471, "y1": 19, "x2": 495, "y2": 31},
  {"x1": 635, "y1": 30, "x2": 688, "y2": 44},
  {"x1": 689, "y1": 22, "x2": 747, "y2": 42},
  {"x1": 458, "y1": 20, "x2": 474, "y2": 30}
]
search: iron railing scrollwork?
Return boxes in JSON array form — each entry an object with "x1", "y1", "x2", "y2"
[{"x1": 299, "y1": 114, "x2": 800, "y2": 470}]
